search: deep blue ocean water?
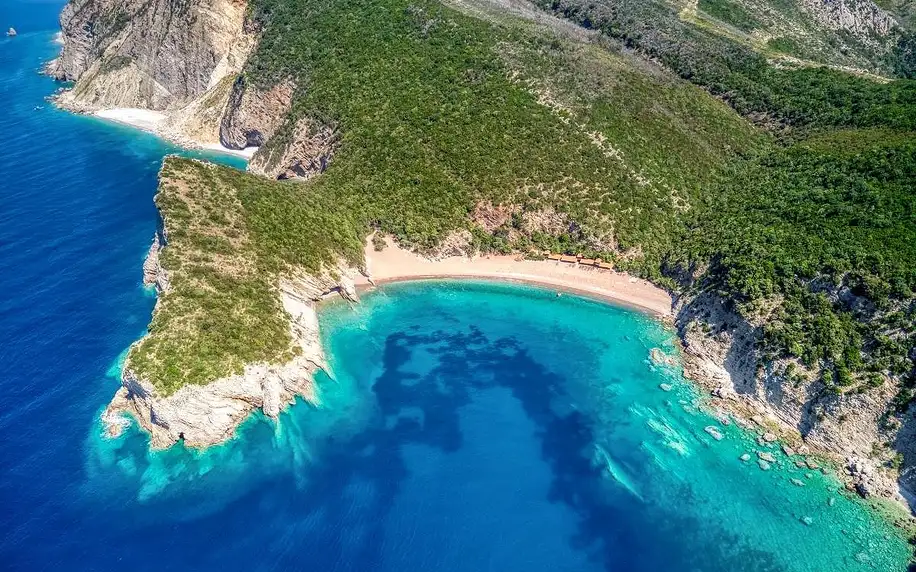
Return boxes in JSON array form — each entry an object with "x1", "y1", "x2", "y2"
[{"x1": 0, "y1": 3, "x2": 911, "y2": 571}]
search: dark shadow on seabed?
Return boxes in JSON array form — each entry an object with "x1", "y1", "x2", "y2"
[{"x1": 186, "y1": 323, "x2": 785, "y2": 571}]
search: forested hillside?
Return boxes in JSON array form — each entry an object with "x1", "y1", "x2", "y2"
[{"x1": 235, "y1": 0, "x2": 916, "y2": 405}]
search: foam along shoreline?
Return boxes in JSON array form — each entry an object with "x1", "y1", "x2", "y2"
[
  {"x1": 92, "y1": 108, "x2": 258, "y2": 159},
  {"x1": 356, "y1": 238, "x2": 673, "y2": 317}
]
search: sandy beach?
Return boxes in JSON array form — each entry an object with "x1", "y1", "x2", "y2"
[
  {"x1": 357, "y1": 238, "x2": 673, "y2": 317},
  {"x1": 92, "y1": 108, "x2": 258, "y2": 159}
]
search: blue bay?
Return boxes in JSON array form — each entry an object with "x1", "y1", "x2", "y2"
[{"x1": 0, "y1": 2, "x2": 911, "y2": 571}]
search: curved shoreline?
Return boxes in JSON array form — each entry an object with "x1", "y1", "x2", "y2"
[{"x1": 355, "y1": 238, "x2": 673, "y2": 318}]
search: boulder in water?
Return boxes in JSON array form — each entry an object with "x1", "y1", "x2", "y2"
[
  {"x1": 757, "y1": 451, "x2": 776, "y2": 463},
  {"x1": 704, "y1": 425, "x2": 724, "y2": 441},
  {"x1": 739, "y1": 453, "x2": 751, "y2": 462},
  {"x1": 6, "y1": 28, "x2": 16, "y2": 37}
]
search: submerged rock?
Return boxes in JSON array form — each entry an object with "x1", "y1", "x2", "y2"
[
  {"x1": 740, "y1": 453, "x2": 751, "y2": 462},
  {"x1": 781, "y1": 444, "x2": 796, "y2": 457},
  {"x1": 659, "y1": 383, "x2": 673, "y2": 392},
  {"x1": 801, "y1": 516, "x2": 814, "y2": 526},
  {"x1": 758, "y1": 460, "x2": 771, "y2": 471},
  {"x1": 704, "y1": 425, "x2": 724, "y2": 441},
  {"x1": 791, "y1": 478, "x2": 806, "y2": 487},
  {"x1": 758, "y1": 451, "x2": 776, "y2": 463}
]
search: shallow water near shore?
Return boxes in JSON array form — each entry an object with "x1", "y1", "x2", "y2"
[{"x1": 0, "y1": 3, "x2": 912, "y2": 571}]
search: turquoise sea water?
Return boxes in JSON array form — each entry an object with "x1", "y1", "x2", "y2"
[{"x1": 0, "y1": 2, "x2": 911, "y2": 570}]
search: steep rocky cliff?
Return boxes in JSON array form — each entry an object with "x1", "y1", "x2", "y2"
[
  {"x1": 49, "y1": 0, "x2": 254, "y2": 110},
  {"x1": 676, "y1": 289, "x2": 916, "y2": 507},
  {"x1": 49, "y1": 0, "x2": 259, "y2": 148},
  {"x1": 248, "y1": 115, "x2": 339, "y2": 179},
  {"x1": 219, "y1": 76, "x2": 294, "y2": 149},
  {"x1": 49, "y1": 0, "x2": 321, "y2": 164}
]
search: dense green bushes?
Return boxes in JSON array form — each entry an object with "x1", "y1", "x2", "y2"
[
  {"x1": 138, "y1": 0, "x2": 915, "y2": 399},
  {"x1": 243, "y1": 0, "x2": 755, "y2": 258},
  {"x1": 682, "y1": 128, "x2": 916, "y2": 391},
  {"x1": 530, "y1": 0, "x2": 916, "y2": 393},
  {"x1": 128, "y1": 159, "x2": 364, "y2": 394}
]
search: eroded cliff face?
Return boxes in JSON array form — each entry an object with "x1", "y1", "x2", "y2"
[
  {"x1": 799, "y1": 0, "x2": 898, "y2": 51},
  {"x1": 675, "y1": 289, "x2": 916, "y2": 508},
  {"x1": 50, "y1": 0, "x2": 329, "y2": 167},
  {"x1": 219, "y1": 77, "x2": 295, "y2": 149},
  {"x1": 216, "y1": 76, "x2": 340, "y2": 180},
  {"x1": 249, "y1": 115, "x2": 340, "y2": 179},
  {"x1": 50, "y1": 0, "x2": 254, "y2": 111},
  {"x1": 105, "y1": 238, "x2": 362, "y2": 449}
]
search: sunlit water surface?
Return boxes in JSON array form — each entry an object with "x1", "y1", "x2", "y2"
[{"x1": 0, "y1": 3, "x2": 910, "y2": 571}]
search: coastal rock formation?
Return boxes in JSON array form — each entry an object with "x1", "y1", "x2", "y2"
[
  {"x1": 219, "y1": 78, "x2": 295, "y2": 150},
  {"x1": 249, "y1": 115, "x2": 340, "y2": 180},
  {"x1": 141, "y1": 233, "x2": 169, "y2": 290},
  {"x1": 48, "y1": 0, "x2": 253, "y2": 110},
  {"x1": 48, "y1": 0, "x2": 332, "y2": 164},
  {"x1": 48, "y1": 0, "x2": 256, "y2": 147},
  {"x1": 101, "y1": 157, "x2": 366, "y2": 450},
  {"x1": 105, "y1": 271, "x2": 359, "y2": 449},
  {"x1": 675, "y1": 290, "x2": 915, "y2": 505}
]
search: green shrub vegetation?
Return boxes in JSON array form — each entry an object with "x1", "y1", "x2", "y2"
[
  {"x1": 127, "y1": 159, "x2": 362, "y2": 395},
  {"x1": 698, "y1": 0, "x2": 760, "y2": 32},
  {"x1": 529, "y1": 0, "x2": 916, "y2": 394},
  {"x1": 244, "y1": 0, "x2": 758, "y2": 261},
  {"x1": 135, "y1": 0, "x2": 914, "y2": 405}
]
